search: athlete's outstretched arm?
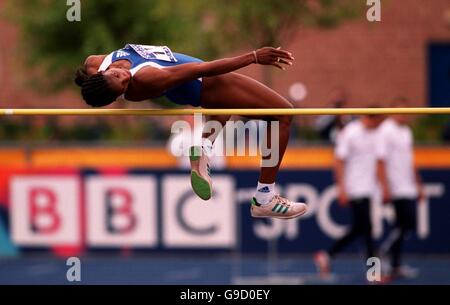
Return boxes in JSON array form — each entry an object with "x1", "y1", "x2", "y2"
[
  {"x1": 194, "y1": 46, "x2": 294, "y2": 76},
  {"x1": 136, "y1": 47, "x2": 294, "y2": 95}
]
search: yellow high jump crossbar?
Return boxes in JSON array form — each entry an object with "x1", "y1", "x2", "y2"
[{"x1": 0, "y1": 107, "x2": 450, "y2": 116}]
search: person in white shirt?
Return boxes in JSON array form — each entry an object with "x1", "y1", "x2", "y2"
[
  {"x1": 314, "y1": 113, "x2": 383, "y2": 275},
  {"x1": 376, "y1": 98, "x2": 424, "y2": 280}
]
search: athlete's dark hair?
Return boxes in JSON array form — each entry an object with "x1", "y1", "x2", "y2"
[{"x1": 74, "y1": 68, "x2": 118, "y2": 107}]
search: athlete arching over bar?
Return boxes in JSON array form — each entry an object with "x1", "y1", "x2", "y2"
[{"x1": 75, "y1": 44, "x2": 307, "y2": 219}]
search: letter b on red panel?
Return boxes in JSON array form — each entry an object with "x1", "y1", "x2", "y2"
[{"x1": 10, "y1": 176, "x2": 80, "y2": 246}]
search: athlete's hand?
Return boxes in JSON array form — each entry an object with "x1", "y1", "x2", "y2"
[{"x1": 254, "y1": 47, "x2": 294, "y2": 70}]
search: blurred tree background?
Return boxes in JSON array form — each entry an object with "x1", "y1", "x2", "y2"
[
  {"x1": 9, "y1": 1, "x2": 445, "y2": 145},
  {"x1": 1, "y1": 0, "x2": 368, "y2": 143},
  {"x1": 6, "y1": 0, "x2": 363, "y2": 90},
  {"x1": 211, "y1": 0, "x2": 363, "y2": 85}
]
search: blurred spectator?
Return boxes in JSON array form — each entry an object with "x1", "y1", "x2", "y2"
[
  {"x1": 376, "y1": 97, "x2": 424, "y2": 281},
  {"x1": 314, "y1": 88, "x2": 353, "y2": 143},
  {"x1": 314, "y1": 112, "x2": 383, "y2": 276}
]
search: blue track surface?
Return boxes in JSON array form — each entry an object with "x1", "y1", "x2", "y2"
[{"x1": 0, "y1": 255, "x2": 449, "y2": 285}]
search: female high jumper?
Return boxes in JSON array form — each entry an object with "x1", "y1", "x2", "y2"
[{"x1": 75, "y1": 44, "x2": 307, "y2": 219}]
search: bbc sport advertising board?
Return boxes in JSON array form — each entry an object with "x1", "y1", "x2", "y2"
[{"x1": 0, "y1": 169, "x2": 449, "y2": 255}]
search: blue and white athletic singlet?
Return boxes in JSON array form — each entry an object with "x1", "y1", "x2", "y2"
[{"x1": 98, "y1": 44, "x2": 203, "y2": 106}]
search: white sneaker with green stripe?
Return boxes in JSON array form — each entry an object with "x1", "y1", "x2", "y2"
[
  {"x1": 189, "y1": 145, "x2": 212, "y2": 200},
  {"x1": 251, "y1": 195, "x2": 308, "y2": 219}
]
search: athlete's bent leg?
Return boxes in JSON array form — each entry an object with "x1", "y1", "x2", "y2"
[
  {"x1": 189, "y1": 115, "x2": 230, "y2": 201},
  {"x1": 199, "y1": 73, "x2": 307, "y2": 219},
  {"x1": 201, "y1": 73, "x2": 293, "y2": 181}
]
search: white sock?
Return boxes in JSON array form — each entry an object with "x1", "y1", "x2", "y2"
[
  {"x1": 254, "y1": 182, "x2": 275, "y2": 205},
  {"x1": 201, "y1": 138, "x2": 214, "y2": 157}
]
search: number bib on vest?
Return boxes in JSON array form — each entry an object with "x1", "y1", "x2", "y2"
[{"x1": 126, "y1": 44, "x2": 178, "y2": 62}]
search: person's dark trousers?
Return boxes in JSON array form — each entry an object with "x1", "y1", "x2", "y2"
[
  {"x1": 328, "y1": 197, "x2": 374, "y2": 259},
  {"x1": 389, "y1": 198, "x2": 417, "y2": 269}
]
